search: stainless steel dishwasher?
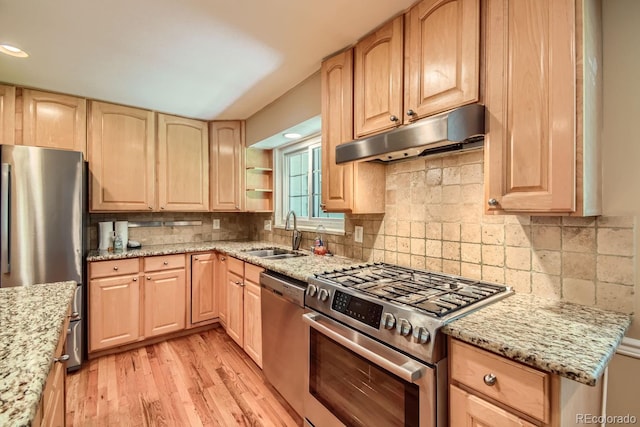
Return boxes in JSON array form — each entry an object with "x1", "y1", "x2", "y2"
[{"x1": 260, "y1": 271, "x2": 306, "y2": 417}]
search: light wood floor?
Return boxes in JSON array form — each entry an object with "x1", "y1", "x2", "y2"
[{"x1": 66, "y1": 327, "x2": 302, "y2": 426}]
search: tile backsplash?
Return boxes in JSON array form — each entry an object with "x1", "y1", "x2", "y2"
[{"x1": 254, "y1": 150, "x2": 636, "y2": 315}]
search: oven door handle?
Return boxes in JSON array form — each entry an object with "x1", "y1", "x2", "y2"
[{"x1": 303, "y1": 312, "x2": 427, "y2": 383}]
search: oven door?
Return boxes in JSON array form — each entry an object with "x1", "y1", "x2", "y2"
[{"x1": 303, "y1": 312, "x2": 445, "y2": 427}]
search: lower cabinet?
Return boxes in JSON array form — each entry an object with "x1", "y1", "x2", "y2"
[
  {"x1": 225, "y1": 257, "x2": 263, "y2": 368},
  {"x1": 34, "y1": 311, "x2": 70, "y2": 427},
  {"x1": 88, "y1": 255, "x2": 186, "y2": 353},
  {"x1": 190, "y1": 253, "x2": 219, "y2": 324},
  {"x1": 449, "y1": 338, "x2": 605, "y2": 426},
  {"x1": 217, "y1": 253, "x2": 229, "y2": 326}
]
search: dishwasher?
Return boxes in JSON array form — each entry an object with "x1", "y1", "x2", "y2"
[{"x1": 260, "y1": 271, "x2": 306, "y2": 417}]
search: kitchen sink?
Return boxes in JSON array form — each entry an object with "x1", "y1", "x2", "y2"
[{"x1": 242, "y1": 247, "x2": 307, "y2": 260}]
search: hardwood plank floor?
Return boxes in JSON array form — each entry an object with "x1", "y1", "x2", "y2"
[{"x1": 67, "y1": 327, "x2": 302, "y2": 427}]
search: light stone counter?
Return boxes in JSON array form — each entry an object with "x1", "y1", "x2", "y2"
[
  {"x1": 442, "y1": 293, "x2": 631, "y2": 386},
  {"x1": 0, "y1": 281, "x2": 77, "y2": 426},
  {"x1": 87, "y1": 241, "x2": 362, "y2": 282}
]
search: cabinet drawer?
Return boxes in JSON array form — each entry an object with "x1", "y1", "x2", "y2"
[
  {"x1": 227, "y1": 256, "x2": 244, "y2": 276},
  {"x1": 144, "y1": 254, "x2": 185, "y2": 272},
  {"x1": 89, "y1": 258, "x2": 139, "y2": 279},
  {"x1": 244, "y1": 263, "x2": 264, "y2": 284},
  {"x1": 450, "y1": 339, "x2": 550, "y2": 423}
]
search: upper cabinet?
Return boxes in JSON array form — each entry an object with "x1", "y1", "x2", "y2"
[
  {"x1": 354, "y1": 16, "x2": 404, "y2": 137},
  {"x1": 484, "y1": 0, "x2": 602, "y2": 216},
  {"x1": 157, "y1": 114, "x2": 209, "y2": 211},
  {"x1": 22, "y1": 90, "x2": 87, "y2": 156},
  {"x1": 88, "y1": 101, "x2": 156, "y2": 212},
  {"x1": 0, "y1": 85, "x2": 15, "y2": 145},
  {"x1": 245, "y1": 147, "x2": 273, "y2": 212},
  {"x1": 210, "y1": 121, "x2": 244, "y2": 211},
  {"x1": 405, "y1": 0, "x2": 480, "y2": 119},
  {"x1": 321, "y1": 49, "x2": 385, "y2": 214}
]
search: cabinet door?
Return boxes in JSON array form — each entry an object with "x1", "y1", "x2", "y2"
[
  {"x1": 0, "y1": 85, "x2": 15, "y2": 145},
  {"x1": 144, "y1": 269, "x2": 186, "y2": 337},
  {"x1": 191, "y1": 253, "x2": 218, "y2": 324},
  {"x1": 321, "y1": 49, "x2": 354, "y2": 212},
  {"x1": 41, "y1": 361, "x2": 66, "y2": 427},
  {"x1": 243, "y1": 275, "x2": 262, "y2": 368},
  {"x1": 217, "y1": 253, "x2": 228, "y2": 326},
  {"x1": 210, "y1": 121, "x2": 244, "y2": 211},
  {"x1": 88, "y1": 101, "x2": 156, "y2": 211},
  {"x1": 226, "y1": 271, "x2": 244, "y2": 347},
  {"x1": 22, "y1": 89, "x2": 87, "y2": 155},
  {"x1": 89, "y1": 274, "x2": 141, "y2": 351},
  {"x1": 354, "y1": 15, "x2": 404, "y2": 137},
  {"x1": 450, "y1": 385, "x2": 537, "y2": 427},
  {"x1": 157, "y1": 114, "x2": 209, "y2": 211},
  {"x1": 405, "y1": 0, "x2": 480, "y2": 119},
  {"x1": 484, "y1": 0, "x2": 576, "y2": 213}
]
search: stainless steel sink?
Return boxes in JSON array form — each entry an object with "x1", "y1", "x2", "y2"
[{"x1": 242, "y1": 248, "x2": 307, "y2": 260}]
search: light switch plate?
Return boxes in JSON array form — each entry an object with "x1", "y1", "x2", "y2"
[
  {"x1": 212, "y1": 219, "x2": 220, "y2": 230},
  {"x1": 264, "y1": 220, "x2": 272, "y2": 231},
  {"x1": 354, "y1": 226, "x2": 363, "y2": 243}
]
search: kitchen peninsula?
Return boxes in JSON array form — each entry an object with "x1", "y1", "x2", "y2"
[{"x1": 0, "y1": 281, "x2": 76, "y2": 426}]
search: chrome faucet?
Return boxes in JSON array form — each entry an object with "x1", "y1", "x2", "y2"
[{"x1": 285, "y1": 210, "x2": 302, "y2": 250}]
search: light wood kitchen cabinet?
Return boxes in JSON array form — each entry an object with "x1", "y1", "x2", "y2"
[
  {"x1": 0, "y1": 84, "x2": 16, "y2": 145},
  {"x1": 245, "y1": 147, "x2": 273, "y2": 212},
  {"x1": 226, "y1": 270, "x2": 245, "y2": 347},
  {"x1": 243, "y1": 263, "x2": 263, "y2": 368},
  {"x1": 210, "y1": 121, "x2": 244, "y2": 211},
  {"x1": 449, "y1": 338, "x2": 604, "y2": 426},
  {"x1": 404, "y1": 0, "x2": 480, "y2": 120},
  {"x1": 144, "y1": 269, "x2": 186, "y2": 337},
  {"x1": 354, "y1": 15, "x2": 404, "y2": 137},
  {"x1": 190, "y1": 253, "x2": 218, "y2": 324},
  {"x1": 157, "y1": 114, "x2": 209, "y2": 211},
  {"x1": 22, "y1": 89, "x2": 87, "y2": 156},
  {"x1": 88, "y1": 265, "x2": 141, "y2": 352},
  {"x1": 34, "y1": 310, "x2": 70, "y2": 427},
  {"x1": 88, "y1": 101, "x2": 156, "y2": 212},
  {"x1": 484, "y1": 0, "x2": 602, "y2": 216},
  {"x1": 217, "y1": 253, "x2": 229, "y2": 326},
  {"x1": 321, "y1": 49, "x2": 385, "y2": 213}
]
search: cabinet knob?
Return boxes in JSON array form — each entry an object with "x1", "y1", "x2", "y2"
[
  {"x1": 406, "y1": 109, "x2": 417, "y2": 118},
  {"x1": 147, "y1": 276, "x2": 151, "y2": 280},
  {"x1": 389, "y1": 115, "x2": 399, "y2": 122},
  {"x1": 221, "y1": 257, "x2": 226, "y2": 261},
  {"x1": 483, "y1": 373, "x2": 497, "y2": 386},
  {"x1": 133, "y1": 277, "x2": 138, "y2": 282},
  {"x1": 160, "y1": 206, "x2": 165, "y2": 210},
  {"x1": 163, "y1": 261, "x2": 168, "y2": 265},
  {"x1": 148, "y1": 206, "x2": 153, "y2": 210},
  {"x1": 487, "y1": 198, "x2": 499, "y2": 207},
  {"x1": 235, "y1": 205, "x2": 239, "y2": 209},
  {"x1": 194, "y1": 256, "x2": 199, "y2": 260},
  {"x1": 113, "y1": 266, "x2": 118, "y2": 271},
  {"x1": 54, "y1": 354, "x2": 70, "y2": 363}
]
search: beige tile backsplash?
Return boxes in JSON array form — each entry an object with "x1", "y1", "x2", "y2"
[
  {"x1": 89, "y1": 149, "x2": 635, "y2": 316},
  {"x1": 253, "y1": 149, "x2": 636, "y2": 315}
]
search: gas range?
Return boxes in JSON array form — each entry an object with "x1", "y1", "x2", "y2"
[{"x1": 305, "y1": 263, "x2": 513, "y2": 364}]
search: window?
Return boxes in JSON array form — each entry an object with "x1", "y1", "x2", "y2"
[{"x1": 275, "y1": 135, "x2": 344, "y2": 232}]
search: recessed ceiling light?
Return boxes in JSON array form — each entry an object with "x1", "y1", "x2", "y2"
[
  {"x1": 283, "y1": 132, "x2": 302, "y2": 139},
  {"x1": 0, "y1": 44, "x2": 29, "y2": 58}
]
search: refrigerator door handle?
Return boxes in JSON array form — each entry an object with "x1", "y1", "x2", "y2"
[{"x1": 1, "y1": 163, "x2": 10, "y2": 275}]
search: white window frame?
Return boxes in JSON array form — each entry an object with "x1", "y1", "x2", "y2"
[{"x1": 274, "y1": 134, "x2": 345, "y2": 233}]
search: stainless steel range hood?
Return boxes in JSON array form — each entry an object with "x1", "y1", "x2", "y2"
[{"x1": 336, "y1": 104, "x2": 485, "y2": 164}]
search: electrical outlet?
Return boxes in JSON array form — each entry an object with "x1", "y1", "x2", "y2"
[
  {"x1": 264, "y1": 220, "x2": 272, "y2": 231},
  {"x1": 354, "y1": 226, "x2": 364, "y2": 243},
  {"x1": 212, "y1": 219, "x2": 220, "y2": 230}
]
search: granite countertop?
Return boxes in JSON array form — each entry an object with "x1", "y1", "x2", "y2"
[
  {"x1": 87, "y1": 241, "x2": 632, "y2": 386},
  {"x1": 442, "y1": 293, "x2": 631, "y2": 386},
  {"x1": 0, "y1": 281, "x2": 77, "y2": 426},
  {"x1": 87, "y1": 241, "x2": 362, "y2": 282}
]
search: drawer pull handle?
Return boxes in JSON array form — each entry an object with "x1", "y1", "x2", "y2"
[
  {"x1": 163, "y1": 261, "x2": 168, "y2": 265},
  {"x1": 113, "y1": 266, "x2": 118, "y2": 271},
  {"x1": 133, "y1": 277, "x2": 138, "y2": 282},
  {"x1": 54, "y1": 354, "x2": 70, "y2": 363},
  {"x1": 483, "y1": 373, "x2": 497, "y2": 386}
]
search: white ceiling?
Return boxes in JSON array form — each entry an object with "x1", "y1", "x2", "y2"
[{"x1": 0, "y1": 0, "x2": 415, "y2": 120}]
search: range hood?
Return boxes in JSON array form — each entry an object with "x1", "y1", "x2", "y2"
[{"x1": 335, "y1": 104, "x2": 485, "y2": 164}]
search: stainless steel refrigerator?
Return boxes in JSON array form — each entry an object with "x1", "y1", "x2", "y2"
[{"x1": 0, "y1": 144, "x2": 86, "y2": 371}]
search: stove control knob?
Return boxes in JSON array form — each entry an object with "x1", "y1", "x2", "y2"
[
  {"x1": 381, "y1": 313, "x2": 396, "y2": 330},
  {"x1": 412, "y1": 327, "x2": 431, "y2": 344},
  {"x1": 396, "y1": 318, "x2": 412, "y2": 336},
  {"x1": 306, "y1": 284, "x2": 318, "y2": 297},
  {"x1": 319, "y1": 288, "x2": 330, "y2": 302}
]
